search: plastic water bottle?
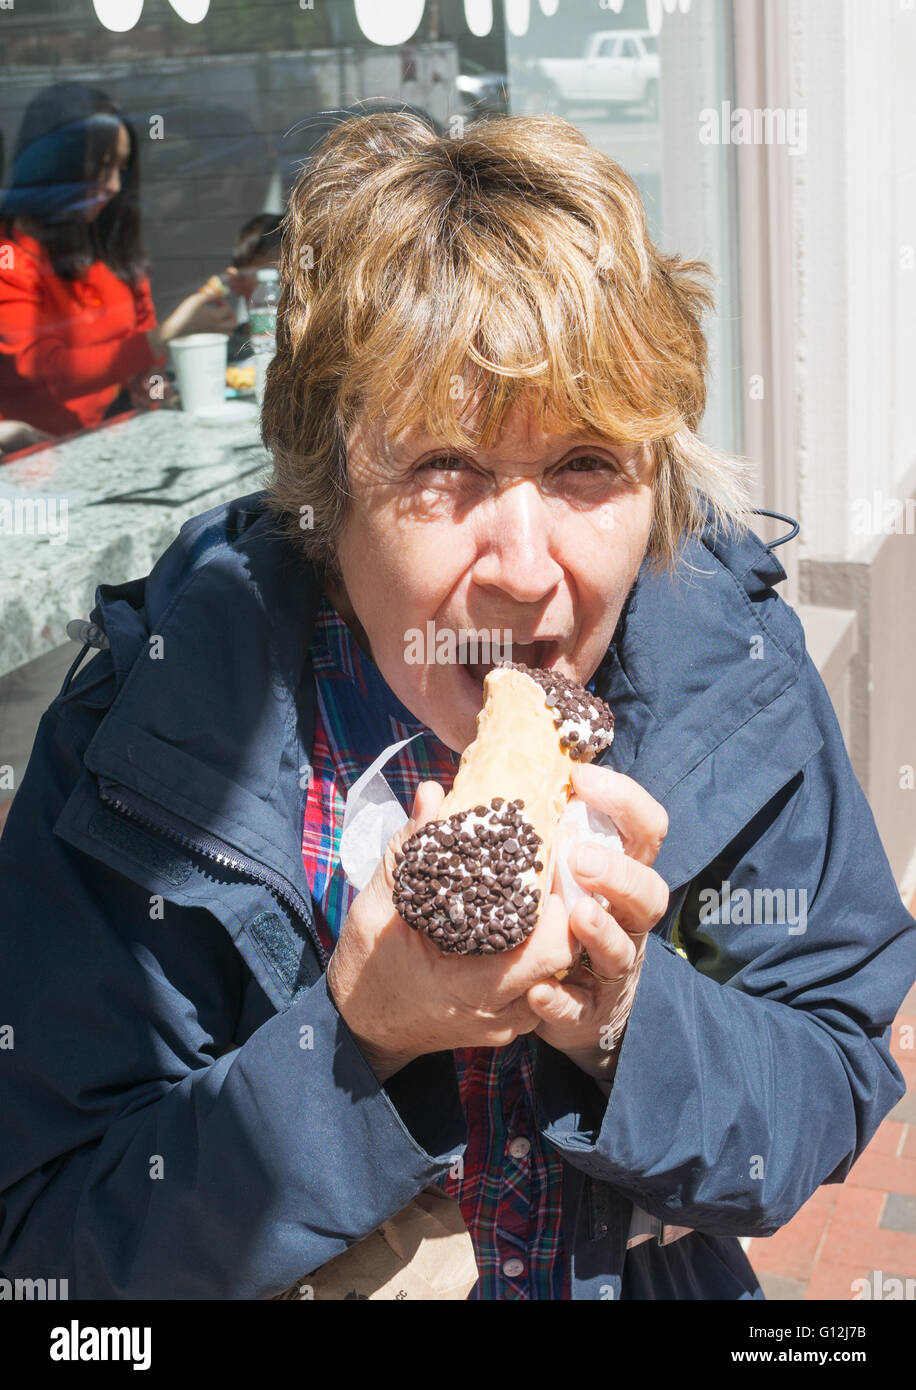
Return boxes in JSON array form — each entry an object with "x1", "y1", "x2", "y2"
[{"x1": 249, "y1": 267, "x2": 281, "y2": 404}]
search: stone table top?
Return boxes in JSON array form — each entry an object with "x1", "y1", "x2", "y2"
[{"x1": 0, "y1": 406, "x2": 272, "y2": 680}]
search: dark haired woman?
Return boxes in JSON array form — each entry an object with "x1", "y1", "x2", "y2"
[{"x1": 0, "y1": 82, "x2": 236, "y2": 440}]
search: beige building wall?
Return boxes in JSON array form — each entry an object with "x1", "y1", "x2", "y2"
[{"x1": 731, "y1": 0, "x2": 916, "y2": 885}]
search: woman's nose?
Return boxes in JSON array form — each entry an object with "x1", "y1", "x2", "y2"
[{"x1": 473, "y1": 480, "x2": 564, "y2": 600}]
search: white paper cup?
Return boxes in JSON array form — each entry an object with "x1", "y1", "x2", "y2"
[{"x1": 168, "y1": 333, "x2": 228, "y2": 415}]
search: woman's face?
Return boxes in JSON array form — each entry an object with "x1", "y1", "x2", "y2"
[
  {"x1": 85, "y1": 123, "x2": 130, "y2": 220},
  {"x1": 326, "y1": 396, "x2": 656, "y2": 754}
]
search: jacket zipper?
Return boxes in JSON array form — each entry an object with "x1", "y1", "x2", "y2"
[{"x1": 97, "y1": 782, "x2": 329, "y2": 970}]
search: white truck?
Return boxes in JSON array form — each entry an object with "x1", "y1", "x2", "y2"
[{"x1": 525, "y1": 30, "x2": 659, "y2": 121}]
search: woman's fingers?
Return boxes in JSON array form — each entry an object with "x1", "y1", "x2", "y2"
[
  {"x1": 411, "y1": 779, "x2": 446, "y2": 827},
  {"x1": 570, "y1": 761, "x2": 668, "y2": 865},
  {"x1": 527, "y1": 975, "x2": 592, "y2": 1026},
  {"x1": 568, "y1": 895, "x2": 643, "y2": 978},
  {"x1": 568, "y1": 843, "x2": 669, "y2": 937}
]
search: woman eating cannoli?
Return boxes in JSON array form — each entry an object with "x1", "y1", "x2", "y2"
[{"x1": 1, "y1": 112, "x2": 913, "y2": 1303}]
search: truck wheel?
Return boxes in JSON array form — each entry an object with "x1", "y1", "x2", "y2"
[{"x1": 644, "y1": 80, "x2": 659, "y2": 122}]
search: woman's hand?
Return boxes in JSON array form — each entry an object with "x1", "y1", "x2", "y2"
[
  {"x1": 326, "y1": 780, "x2": 578, "y2": 1083},
  {"x1": 147, "y1": 289, "x2": 237, "y2": 358},
  {"x1": 525, "y1": 761, "x2": 670, "y2": 1086}
]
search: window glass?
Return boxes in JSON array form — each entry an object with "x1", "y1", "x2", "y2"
[
  {"x1": 0, "y1": 0, "x2": 739, "y2": 453},
  {"x1": 509, "y1": 0, "x2": 742, "y2": 455}
]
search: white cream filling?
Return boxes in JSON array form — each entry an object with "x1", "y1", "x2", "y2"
[
  {"x1": 408, "y1": 804, "x2": 541, "y2": 924},
  {"x1": 556, "y1": 710, "x2": 615, "y2": 750},
  {"x1": 489, "y1": 668, "x2": 613, "y2": 752}
]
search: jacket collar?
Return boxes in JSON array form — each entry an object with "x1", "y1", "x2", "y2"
[
  {"x1": 81, "y1": 493, "x2": 821, "y2": 897},
  {"x1": 593, "y1": 523, "x2": 822, "y2": 885},
  {"x1": 83, "y1": 494, "x2": 323, "y2": 902}
]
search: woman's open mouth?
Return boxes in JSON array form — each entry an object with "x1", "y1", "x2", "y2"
[{"x1": 461, "y1": 639, "x2": 560, "y2": 688}]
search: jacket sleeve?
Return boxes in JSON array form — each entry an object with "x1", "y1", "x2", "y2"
[
  {"x1": 533, "y1": 651, "x2": 916, "y2": 1237},
  {"x1": 0, "y1": 248, "x2": 158, "y2": 398},
  {"x1": 0, "y1": 674, "x2": 467, "y2": 1299}
]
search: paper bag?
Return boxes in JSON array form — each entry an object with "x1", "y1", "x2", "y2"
[{"x1": 272, "y1": 1186, "x2": 479, "y2": 1301}]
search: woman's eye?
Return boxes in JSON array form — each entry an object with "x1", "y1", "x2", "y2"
[
  {"x1": 565, "y1": 455, "x2": 615, "y2": 472},
  {"x1": 417, "y1": 456, "x2": 466, "y2": 472},
  {"x1": 417, "y1": 455, "x2": 618, "y2": 475}
]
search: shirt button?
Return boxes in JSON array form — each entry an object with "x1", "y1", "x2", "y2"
[
  {"x1": 501, "y1": 1257, "x2": 525, "y2": 1278},
  {"x1": 508, "y1": 1136, "x2": 531, "y2": 1160}
]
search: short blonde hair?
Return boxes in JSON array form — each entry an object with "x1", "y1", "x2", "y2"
[{"x1": 261, "y1": 112, "x2": 754, "y2": 582}]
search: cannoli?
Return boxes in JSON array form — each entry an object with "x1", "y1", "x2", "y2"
[{"x1": 392, "y1": 662, "x2": 614, "y2": 955}]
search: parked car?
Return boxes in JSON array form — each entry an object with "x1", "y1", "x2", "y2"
[{"x1": 526, "y1": 30, "x2": 659, "y2": 121}]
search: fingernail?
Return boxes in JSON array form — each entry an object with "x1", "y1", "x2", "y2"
[{"x1": 574, "y1": 844, "x2": 603, "y2": 876}]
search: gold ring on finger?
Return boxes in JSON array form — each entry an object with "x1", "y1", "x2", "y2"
[{"x1": 579, "y1": 949, "x2": 631, "y2": 984}]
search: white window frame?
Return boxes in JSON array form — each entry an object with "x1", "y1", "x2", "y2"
[{"x1": 732, "y1": 0, "x2": 800, "y2": 604}]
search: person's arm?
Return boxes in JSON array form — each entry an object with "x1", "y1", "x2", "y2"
[
  {"x1": 131, "y1": 273, "x2": 168, "y2": 367},
  {"x1": 532, "y1": 651, "x2": 916, "y2": 1237},
  {"x1": 0, "y1": 252, "x2": 158, "y2": 400},
  {"x1": 0, "y1": 667, "x2": 466, "y2": 1300},
  {"x1": 0, "y1": 419, "x2": 53, "y2": 456}
]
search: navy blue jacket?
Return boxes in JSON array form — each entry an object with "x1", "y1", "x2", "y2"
[{"x1": 1, "y1": 491, "x2": 913, "y2": 1299}]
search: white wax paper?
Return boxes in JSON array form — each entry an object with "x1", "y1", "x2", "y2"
[{"x1": 338, "y1": 733, "x2": 426, "y2": 892}]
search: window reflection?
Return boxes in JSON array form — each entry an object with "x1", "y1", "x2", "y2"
[
  {"x1": 506, "y1": 0, "x2": 739, "y2": 455},
  {"x1": 0, "y1": 0, "x2": 735, "y2": 452}
]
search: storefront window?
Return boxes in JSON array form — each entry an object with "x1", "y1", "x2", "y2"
[{"x1": 1, "y1": 1, "x2": 739, "y2": 439}]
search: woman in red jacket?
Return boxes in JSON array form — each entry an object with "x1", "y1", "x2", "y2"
[{"x1": 0, "y1": 82, "x2": 236, "y2": 440}]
